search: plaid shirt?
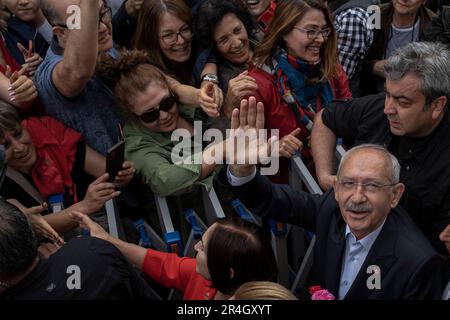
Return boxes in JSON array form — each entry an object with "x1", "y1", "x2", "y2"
[{"x1": 334, "y1": 7, "x2": 374, "y2": 79}]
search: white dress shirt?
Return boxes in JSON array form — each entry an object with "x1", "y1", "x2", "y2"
[
  {"x1": 338, "y1": 222, "x2": 385, "y2": 299},
  {"x1": 227, "y1": 166, "x2": 257, "y2": 186}
]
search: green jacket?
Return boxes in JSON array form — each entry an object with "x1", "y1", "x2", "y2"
[{"x1": 124, "y1": 107, "x2": 217, "y2": 196}]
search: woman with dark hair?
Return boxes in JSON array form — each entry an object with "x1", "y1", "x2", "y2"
[
  {"x1": 193, "y1": 0, "x2": 258, "y2": 131},
  {"x1": 250, "y1": 0, "x2": 352, "y2": 183},
  {"x1": 131, "y1": 0, "x2": 222, "y2": 118},
  {"x1": 133, "y1": 0, "x2": 194, "y2": 84},
  {"x1": 71, "y1": 212, "x2": 278, "y2": 300}
]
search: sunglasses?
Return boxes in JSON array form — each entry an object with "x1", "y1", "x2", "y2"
[{"x1": 135, "y1": 94, "x2": 177, "y2": 123}]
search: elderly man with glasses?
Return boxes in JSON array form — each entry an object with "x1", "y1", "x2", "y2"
[
  {"x1": 311, "y1": 42, "x2": 450, "y2": 258},
  {"x1": 220, "y1": 97, "x2": 443, "y2": 299}
]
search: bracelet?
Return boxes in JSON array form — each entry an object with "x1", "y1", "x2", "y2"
[{"x1": 201, "y1": 73, "x2": 219, "y2": 84}]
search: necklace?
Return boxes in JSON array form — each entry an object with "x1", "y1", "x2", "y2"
[{"x1": 0, "y1": 280, "x2": 12, "y2": 288}]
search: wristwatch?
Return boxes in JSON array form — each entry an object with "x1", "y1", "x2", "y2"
[{"x1": 201, "y1": 73, "x2": 219, "y2": 84}]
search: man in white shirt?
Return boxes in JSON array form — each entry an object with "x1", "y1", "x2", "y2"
[{"x1": 221, "y1": 97, "x2": 443, "y2": 299}]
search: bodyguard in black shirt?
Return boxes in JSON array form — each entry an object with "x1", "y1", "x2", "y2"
[
  {"x1": 0, "y1": 199, "x2": 156, "y2": 300},
  {"x1": 311, "y1": 42, "x2": 450, "y2": 254}
]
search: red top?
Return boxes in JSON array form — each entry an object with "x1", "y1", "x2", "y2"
[
  {"x1": 248, "y1": 64, "x2": 352, "y2": 182},
  {"x1": 248, "y1": 63, "x2": 351, "y2": 140},
  {"x1": 0, "y1": 34, "x2": 21, "y2": 74},
  {"x1": 142, "y1": 249, "x2": 217, "y2": 300},
  {"x1": 23, "y1": 117, "x2": 82, "y2": 201}
]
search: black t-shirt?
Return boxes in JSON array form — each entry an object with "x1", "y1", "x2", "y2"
[
  {"x1": 322, "y1": 93, "x2": 450, "y2": 254},
  {"x1": 2, "y1": 237, "x2": 156, "y2": 300}
]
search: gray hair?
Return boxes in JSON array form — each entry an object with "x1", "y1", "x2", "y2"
[
  {"x1": 384, "y1": 42, "x2": 450, "y2": 108},
  {"x1": 337, "y1": 144, "x2": 401, "y2": 184}
]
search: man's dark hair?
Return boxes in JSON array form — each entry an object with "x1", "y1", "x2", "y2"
[
  {"x1": 206, "y1": 216, "x2": 278, "y2": 294},
  {"x1": 0, "y1": 200, "x2": 38, "y2": 276}
]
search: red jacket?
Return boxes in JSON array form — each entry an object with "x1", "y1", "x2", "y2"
[
  {"x1": 248, "y1": 64, "x2": 352, "y2": 140},
  {"x1": 0, "y1": 34, "x2": 21, "y2": 74},
  {"x1": 23, "y1": 116, "x2": 82, "y2": 201},
  {"x1": 248, "y1": 64, "x2": 352, "y2": 182},
  {"x1": 142, "y1": 249, "x2": 217, "y2": 300}
]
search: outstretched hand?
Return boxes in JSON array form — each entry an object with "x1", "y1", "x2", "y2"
[
  {"x1": 227, "y1": 96, "x2": 278, "y2": 177},
  {"x1": 77, "y1": 173, "x2": 121, "y2": 214},
  {"x1": 70, "y1": 211, "x2": 111, "y2": 241},
  {"x1": 7, "y1": 199, "x2": 64, "y2": 245},
  {"x1": 199, "y1": 82, "x2": 223, "y2": 118}
]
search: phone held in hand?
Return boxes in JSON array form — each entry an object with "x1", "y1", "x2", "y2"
[{"x1": 106, "y1": 140, "x2": 125, "y2": 183}]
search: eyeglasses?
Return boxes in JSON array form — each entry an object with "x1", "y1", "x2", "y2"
[
  {"x1": 338, "y1": 180, "x2": 396, "y2": 194},
  {"x1": 160, "y1": 26, "x2": 193, "y2": 45},
  {"x1": 54, "y1": 5, "x2": 112, "y2": 28},
  {"x1": 134, "y1": 94, "x2": 177, "y2": 123},
  {"x1": 293, "y1": 26, "x2": 331, "y2": 40}
]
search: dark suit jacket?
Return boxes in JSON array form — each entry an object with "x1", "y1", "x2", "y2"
[{"x1": 222, "y1": 171, "x2": 443, "y2": 299}]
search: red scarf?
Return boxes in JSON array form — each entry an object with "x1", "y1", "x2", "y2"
[
  {"x1": 22, "y1": 117, "x2": 82, "y2": 202},
  {"x1": 0, "y1": 33, "x2": 21, "y2": 74},
  {"x1": 256, "y1": 1, "x2": 276, "y2": 33}
]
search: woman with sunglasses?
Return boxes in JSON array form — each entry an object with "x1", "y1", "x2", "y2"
[
  {"x1": 250, "y1": 0, "x2": 352, "y2": 183},
  {"x1": 101, "y1": 50, "x2": 224, "y2": 197}
]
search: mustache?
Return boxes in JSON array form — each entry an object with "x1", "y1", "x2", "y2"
[
  {"x1": 387, "y1": 115, "x2": 400, "y2": 122},
  {"x1": 346, "y1": 201, "x2": 373, "y2": 212}
]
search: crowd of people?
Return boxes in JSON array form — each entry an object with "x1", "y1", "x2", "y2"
[{"x1": 0, "y1": 0, "x2": 449, "y2": 300}]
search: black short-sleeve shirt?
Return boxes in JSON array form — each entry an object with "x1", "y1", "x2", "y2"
[{"x1": 3, "y1": 237, "x2": 156, "y2": 300}]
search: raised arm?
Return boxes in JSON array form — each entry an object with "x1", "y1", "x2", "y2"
[
  {"x1": 166, "y1": 75, "x2": 221, "y2": 118},
  {"x1": 52, "y1": 0, "x2": 99, "y2": 97},
  {"x1": 225, "y1": 96, "x2": 322, "y2": 231},
  {"x1": 70, "y1": 210, "x2": 147, "y2": 268}
]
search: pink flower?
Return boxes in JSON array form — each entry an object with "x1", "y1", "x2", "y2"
[{"x1": 309, "y1": 286, "x2": 335, "y2": 300}]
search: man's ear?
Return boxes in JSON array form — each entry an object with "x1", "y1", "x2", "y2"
[
  {"x1": 431, "y1": 96, "x2": 447, "y2": 120},
  {"x1": 333, "y1": 176, "x2": 339, "y2": 201},
  {"x1": 390, "y1": 183, "x2": 405, "y2": 208},
  {"x1": 52, "y1": 27, "x2": 67, "y2": 44}
]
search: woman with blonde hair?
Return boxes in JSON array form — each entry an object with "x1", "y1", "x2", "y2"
[
  {"x1": 232, "y1": 281, "x2": 298, "y2": 300},
  {"x1": 249, "y1": 0, "x2": 352, "y2": 183}
]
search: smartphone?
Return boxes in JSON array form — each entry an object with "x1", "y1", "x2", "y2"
[{"x1": 106, "y1": 140, "x2": 125, "y2": 182}]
